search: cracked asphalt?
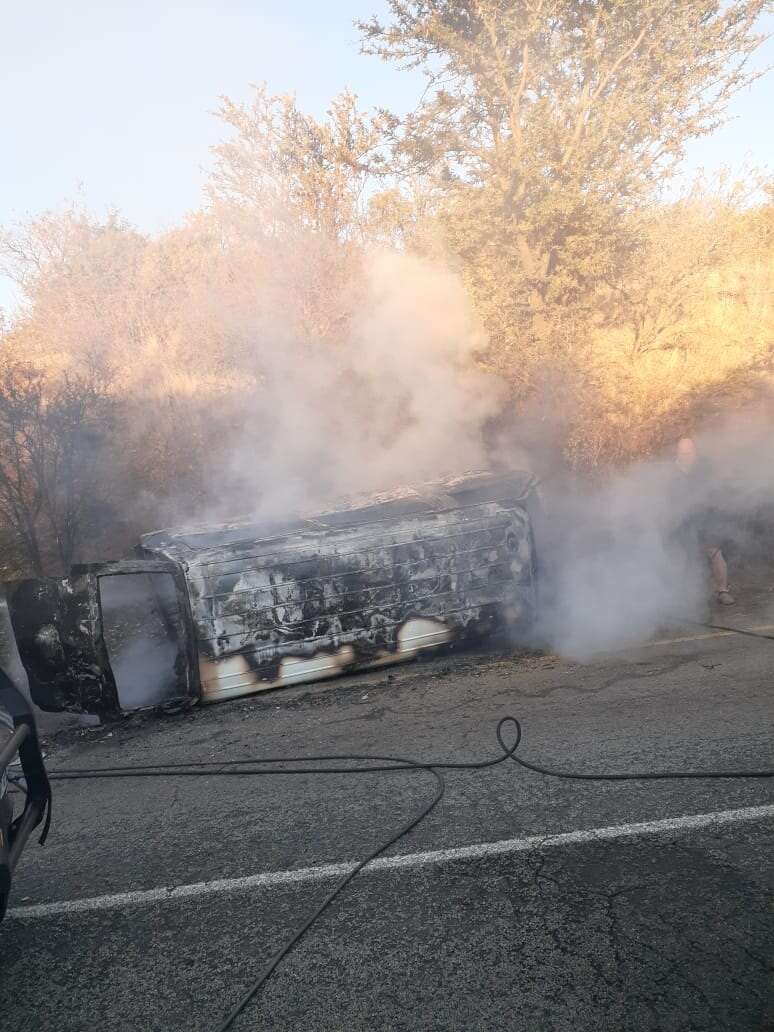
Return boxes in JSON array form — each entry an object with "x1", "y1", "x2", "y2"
[{"x1": 1, "y1": 600, "x2": 773, "y2": 1031}]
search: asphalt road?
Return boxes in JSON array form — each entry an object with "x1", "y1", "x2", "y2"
[{"x1": 1, "y1": 604, "x2": 773, "y2": 1032}]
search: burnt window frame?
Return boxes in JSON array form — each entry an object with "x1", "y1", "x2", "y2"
[
  {"x1": 92, "y1": 559, "x2": 201, "y2": 715},
  {"x1": 8, "y1": 559, "x2": 200, "y2": 719}
]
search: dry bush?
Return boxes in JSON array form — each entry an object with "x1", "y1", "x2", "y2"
[{"x1": 557, "y1": 191, "x2": 774, "y2": 469}]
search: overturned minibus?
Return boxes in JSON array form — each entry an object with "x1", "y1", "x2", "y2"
[{"x1": 0, "y1": 471, "x2": 539, "y2": 720}]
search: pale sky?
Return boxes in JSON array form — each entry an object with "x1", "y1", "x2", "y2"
[{"x1": 2, "y1": 1, "x2": 772, "y2": 313}]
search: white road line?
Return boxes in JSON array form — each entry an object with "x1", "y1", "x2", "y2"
[{"x1": 7, "y1": 802, "x2": 773, "y2": 921}]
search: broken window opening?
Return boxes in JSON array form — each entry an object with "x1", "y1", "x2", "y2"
[{"x1": 99, "y1": 573, "x2": 184, "y2": 710}]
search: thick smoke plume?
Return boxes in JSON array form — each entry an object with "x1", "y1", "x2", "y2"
[
  {"x1": 154, "y1": 242, "x2": 773, "y2": 663},
  {"x1": 534, "y1": 413, "x2": 774, "y2": 658},
  {"x1": 199, "y1": 250, "x2": 505, "y2": 525}
]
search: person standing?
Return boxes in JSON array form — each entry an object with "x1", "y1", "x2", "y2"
[{"x1": 673, "y1": 437, "x2": 735, "y2": 606}]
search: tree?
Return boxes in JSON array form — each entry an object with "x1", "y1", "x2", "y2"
[
  {"x1": 209, "y1": 88, "x2": 389, "y2": 347},
  {"x1": 210, "y1": 87, "x2": 382, "y2": 243},
  {"x1": 0, "y1": 206, "x2": 146, "y2": 382},
  {"x1": 633, "y1": 184, "x2": 772, "y2": 344},
  {"x1": 0, "y1": 363, "x2": 115, "y2": 576},
  {"x1": 359, "y1": 0, "x2": 769, "y2": 379}
]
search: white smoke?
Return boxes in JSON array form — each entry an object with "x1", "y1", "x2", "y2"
[
  {"x1": 534, "y1": 412, "x2": 774, "y2": 658},
  {"x1": 207, "y1": 250, "x2": 505, "y2": 523}
]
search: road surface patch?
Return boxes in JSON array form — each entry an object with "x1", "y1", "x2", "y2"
[{"x1": 7, "y1": 801, "x2": 773, "y2": 921}]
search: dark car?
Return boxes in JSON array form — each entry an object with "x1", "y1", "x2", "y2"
[
  {"x1": 0, "y1": 589, "x2": 51, "y2": 921},
  {"x1": 0, "y1": 681, "x2": 50, "y2": 919}
]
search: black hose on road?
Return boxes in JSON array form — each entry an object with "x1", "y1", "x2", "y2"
[{"x1": 40, "y1": 701, "x2": 773, "y2": 1031}]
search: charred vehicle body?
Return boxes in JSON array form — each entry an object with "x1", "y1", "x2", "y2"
[{"x1": 0, "y1": 471, "x2": 539, "y2": 720}]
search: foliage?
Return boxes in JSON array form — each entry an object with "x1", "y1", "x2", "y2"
[
  {"x1": 0, "y1": 362, "x2": 115, "y2": 575},
  {"x1": 359, "y1": 0, "x2": 768, "y2": 362}
]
